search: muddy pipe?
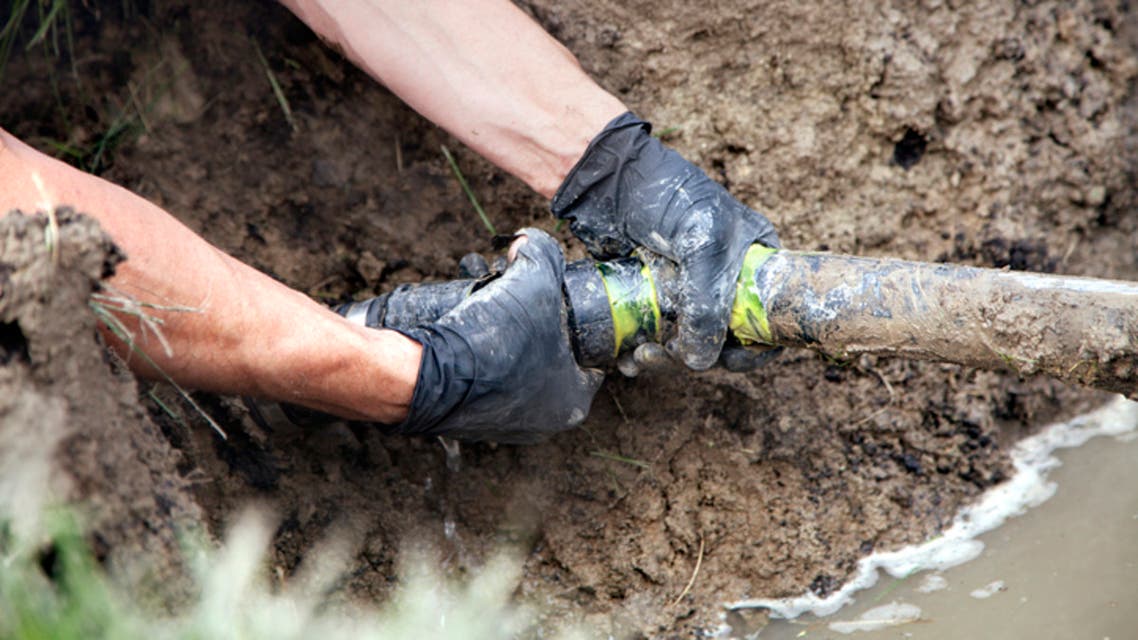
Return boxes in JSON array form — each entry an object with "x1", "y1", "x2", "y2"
[{"x1": 337, "y1": 246, "x2": 1138, "y2": 399}]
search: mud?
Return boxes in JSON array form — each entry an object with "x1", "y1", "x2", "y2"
[
  {"x1": 1, "y1": 0, "x2": 1135, "y2": 636},
  {"x1": 744, "y1": 250, "x2": 1138, "y2": 399},
  {"x1": 0, "y1": 210, "x2": 201, "y2": 603}
]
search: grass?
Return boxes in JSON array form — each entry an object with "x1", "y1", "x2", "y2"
[
  {"x1": 0, "y1": 510, "x2": 132, "y2": 640},
  {"x1": 74, "y1": 106, "x2": 142, "y2": 174},
  {"x1": 31, "y1": 174, "x2": 61, "y2": 263},
  {"x1": 3, "y1": 3, "x2": 175, "y2": 175},
  {"x1": 994, "y1": 349, "x2": 1037, "y2": 373},
  {"x1": 1, "y1": 0, "x2": 76, "y2": 91},
  {"x1": 147, "y1": 387, "x2": 184, "y2": 423},
  {"x1": 53, "y1": 45, "x2": 198, "y2": 175},
  {"x1": 589, "y1": 449, "x2": 650, "y2": 469},
  {"x1": 670, "y1": 535, "x2": 704, "y2": 607},
  {"x1": 441, "y1": 145, "x2": 498, "y2": 236},
  {"x1": 24, "y1": 0, "x2": 69, "y2": 54},
  {"x1": 89, "y1": 287, "x2": 227, "y2": 440},
  {"x1": 869, "y1": 573, "x2": 912, "y2": 605},
  {"x1": 251, "y1": 37, "x2": 298, "y2": 133},
  {"x1": 36, "y1": 79, "x2": 151, "y2": 175},
  {"x1": 0, "y1": 1, "x2": 31, "y2": 82},
  {"x1": 0, "y1": 1, "x2": 37, "y2": 84},
  {"x1": 0, "y1": 507, "x2": 586, "y2": 640}
]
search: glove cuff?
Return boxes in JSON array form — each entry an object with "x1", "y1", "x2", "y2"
[
  {"x1": 386, "y1": 326, "x2": 473, "y2": 436},
  {"x1": 551, "y1": 111, "x2": 648, "y2": 214},
  {"x1": 550, "y1": 111, "x2": 652, "y2": 258}
]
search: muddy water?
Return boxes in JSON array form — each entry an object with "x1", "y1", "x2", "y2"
[{"x1": 741, "y1": 397, "x2": 1138, "y2": 639}]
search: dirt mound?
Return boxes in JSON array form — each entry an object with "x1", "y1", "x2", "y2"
[
  {"x1": 0, "y1": 210, "x2": 200, "y2": 603},
  {"x1": 1, "y1": 0, "x2": 1135, "y2": 636}
]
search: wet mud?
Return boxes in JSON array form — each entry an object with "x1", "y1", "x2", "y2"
[
  {"x1": 1, "y1": 0, "x2": 1135, "y2": 636},
  {"x1": 744, "y1": 250, "x2": 1138, "y2": 399},
  {"x1": 0, "y1": 210, "x2": 201, "y2": 603}
]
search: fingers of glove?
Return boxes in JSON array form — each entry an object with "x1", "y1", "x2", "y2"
[
  {"x1": 412, "y1": 227, "x2": 602, "y2": 442},
  {"x1": 620, "y1": 341, "x2": 780, "y2": 376},
  {"x1": 503, "y1": 227, "x2": 565, "y2": 279},
  {"x1": 664, "y1": 192, "x2": 776, "y2": 370},
  {"x1": 458, "y1": 252, "x2": 490, "y2": 278},
  {"x1": 550, "y1": 112, "x2": 648, "y2": 259},
  {"x1": 459, "y1": 228, "x2": 564, "y2": 336},
  {"x1": 662, "y1": 239, "x2": 741, "y2": 370},
  {"x1": 570, "y1": 367, "x2": 605, "y2": 425},
  {"x1": 616, "y1": 352, "x2": 640, "y2": 378},
  {"x1": 749, "y1": 209, "x2": 782, "y2": 249},
  {"x1": 617, "y1": 342, "x2": 683, "y2": 378},
  {"x1": 500, "y1": 229, "x2": 602, "y2": 432},
  {"x1": 642, "y1": 342, "x2": 683, "y2": 375},
  {"x1": 483, "y1": 364, "x2": 603, "y2": 443}
]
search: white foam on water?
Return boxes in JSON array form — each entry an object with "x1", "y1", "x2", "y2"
[
  {"x1": 915, "y1": 574, "x2": 947, "y2": 594},
  {"x1": 723, "y1": 396, "x2": 1138, "y2": 622},
  {"x1": 969, "y1": 579, "x2": 1005, "y2": 599},
  {"x1": 827, "y1": 602, "x2": 923, "y2": 634}
]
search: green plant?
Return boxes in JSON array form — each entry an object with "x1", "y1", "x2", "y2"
[
  {"x1": 441, "y1": 145, "x2": 498, "y2": 236},
  {"x1": 0, "y1": 507, "x2": 586, "y2": 640},
  {"x1": 1, "y1": 0, "x2": 76, "y2": 85},
  {"x1": 251, "y1": 37, "x2": 298, "y2": 133},
  {"x1": 7, "y1": 6, "x2": 177, "y2": 175},
  {"x1": 89, "y1": 287, "x2": 227, "y2": 439},
  {"x1": 589, "y1": 449, "x2": 650, "y2": 469},
  {"x1": 0, "y1": 509, "x2": 140, "y2": 640},
  {"x1": 36, "y1": 96, "x2": 147, "y2": 175}
]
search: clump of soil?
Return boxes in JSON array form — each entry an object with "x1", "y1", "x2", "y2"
[
  {"x1": 0, "y1": 209, "x2": 200, "y2": 602},
  {"x1": 1, "y1": 0, "x2": 1134, "y2": 636}
]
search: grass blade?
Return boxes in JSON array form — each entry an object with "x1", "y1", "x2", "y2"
[
  {"x1": 441, "y1": 145, "x2": 497, "y2": 236},
  {"x1": 589, "y1": 450, "x2": 650, "y2": 469},
  {"x1": 24, "y1": 0, "x2": 64, "y2": 51},
  {"x1": 0, "y1": 0, "x2": 31, "y2": 82},
  {"x1": 251, "y1": 37, "x2": 297, "y2": 133}
]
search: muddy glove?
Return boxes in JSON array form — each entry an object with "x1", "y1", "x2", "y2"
[
  {"x1": 552, "y1": 112, "x2": 780, "y2": 372},
  {"x1": 392, "y1": 229, "x2": 603, "y2": 443}
]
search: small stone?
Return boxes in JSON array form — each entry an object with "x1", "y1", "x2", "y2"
[
  {"x1": 1085, "y1": 186, "x2": 1107, "y2": 207},
  {"x1": 724, "y1": 607, "x2": 770, "y2": 638},
  {"x1": 312, "y1": 158, "x2": 348, "y2": 188},
  {"x1": 356, "y1": 251, "x2": 386, "y2": 283}
]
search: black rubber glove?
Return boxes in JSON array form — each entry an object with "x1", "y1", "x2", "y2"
[
  {"x1": 392, "y1": 229, "x2": 603, "y2": 443},
  {"x1": 552, "y1": 112, "x2": 780, "y2": 371}
]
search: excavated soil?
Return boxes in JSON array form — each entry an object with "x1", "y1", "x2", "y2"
[
  {"x1": 0, "y1": 210, "x2": 201, "y2": 604},
  {"x1": 2, "y1": 1, "x2": 1136, "y2": 636}
]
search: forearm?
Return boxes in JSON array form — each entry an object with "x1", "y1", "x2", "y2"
[
  {"x1": 0, "y1": 130, "x2": 419, "y2": 422},
  {"x1": 281, "y1": 0, "x2": 626, "y2": 197}
]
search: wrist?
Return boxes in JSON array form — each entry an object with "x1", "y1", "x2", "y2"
[
  {"x1": 345, "y1": 327, "x2": 422, "y2": 423},
  {"x1": 525, "y1": 98, "x2": 628, "y2": 198},
  {"x1": 249, "y1": 296, "x2": 422, "y2": 424}
]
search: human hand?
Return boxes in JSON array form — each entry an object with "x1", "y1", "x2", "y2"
[
  {"x1": 392, "y1": 229, "x2": 603, "y2": 443},
  {"x1": 551, "y1": 112, "x2": 780, "y2": 372}
]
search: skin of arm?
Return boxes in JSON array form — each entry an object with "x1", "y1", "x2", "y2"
[
  {"x1": 0, "y1": 129, "x2": 420, "y2": 423},
  {"x1": 0, "y1": 0, "x2": 624, "y2": 425},
  {"x1": 279, "y1": 0, "x2": 627, "y2": 198}
]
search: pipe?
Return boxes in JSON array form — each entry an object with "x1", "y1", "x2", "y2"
[
  {"x1": 734, "y1": 248, "x2": 1138, "y2": 399},
  {"x1": 337, "y1": 247, "x2": 1138, "y2": 398}
]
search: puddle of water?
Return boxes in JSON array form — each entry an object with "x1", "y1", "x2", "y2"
[{"x1": 728, "y1": 397, "x2": 1138, "y2": 639}]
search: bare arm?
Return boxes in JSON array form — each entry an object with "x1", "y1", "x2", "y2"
[
  {"x1": 280, "y1": 0, "x2": 627, "y2": 197},
  {"x1": 0, "y1": 130, "x2": 420, "y2": 423},
  {"x1": 0, "y1": 1, "x2": 624, "y2": 428},
  {"x1": 281, "y1": 1, "x2": 785, "y2": 373}
]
